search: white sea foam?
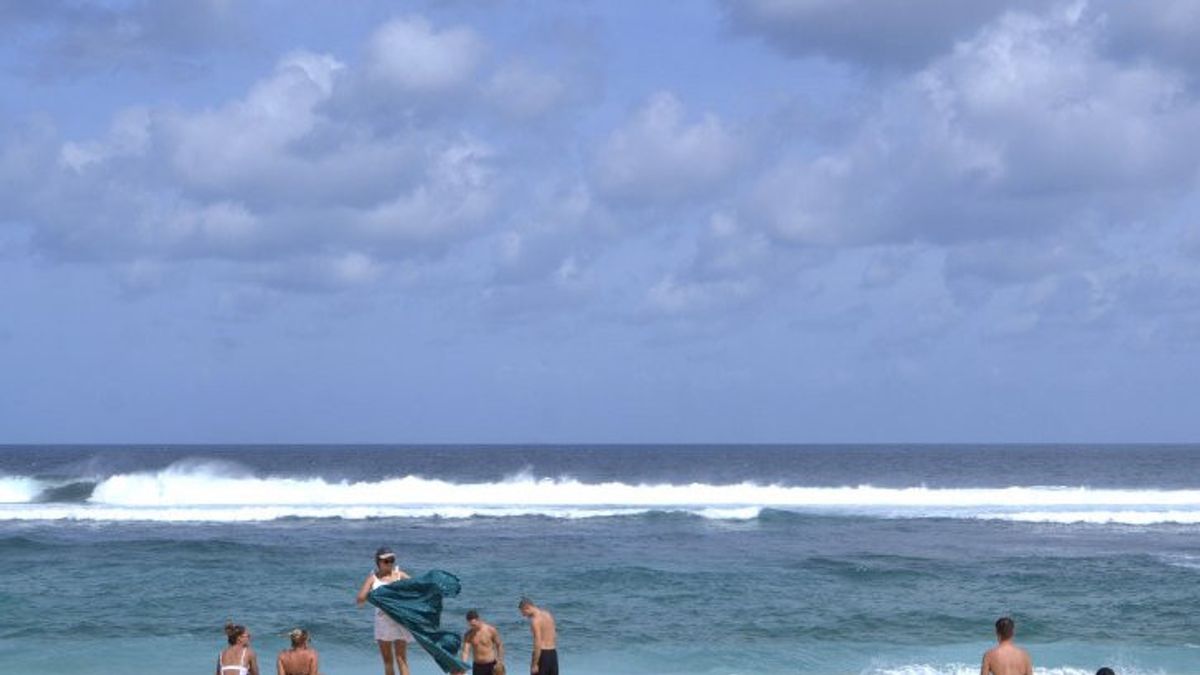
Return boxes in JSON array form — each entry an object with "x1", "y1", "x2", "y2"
[
  {"x1": 865, "y1": 666, "x2": 1101, "y2": 675},
  {"x1": 85, "y1": 464, "x2": 1200, "y2": 508},
  {"x1": 2, "y1": 462, "x2": 1200, "y2": 522},
  {"x1": 0, "y1": 476, "x2": 43, "y2": 503},
  {"x1": 993, "y1": 510, "x2": 1200, "y2": 525}
]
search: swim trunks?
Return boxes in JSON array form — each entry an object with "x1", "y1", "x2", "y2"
[
  {"x1": 472, "y1": 660, "x2": 496, "y2": 675},
  {"x1": 536, "y1": 649, "x2": 559, "y2": 675}
]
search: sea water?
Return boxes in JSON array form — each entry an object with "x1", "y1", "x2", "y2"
[{"x1": 0, "y1": 445, "x2": 1198, "y2": 674}]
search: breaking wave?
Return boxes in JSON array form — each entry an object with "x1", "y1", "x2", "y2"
[{"x1": 2, "y1": 461, "x2": 1200, "y2": 523}]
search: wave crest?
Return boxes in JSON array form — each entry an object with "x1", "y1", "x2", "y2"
[{"x1": 2, "y1": 462, "x2": 1200, "y2": 523}]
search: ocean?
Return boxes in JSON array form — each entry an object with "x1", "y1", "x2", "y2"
[{"x1": 0, "y1": 445, "x2": 1198, "y2": 674}]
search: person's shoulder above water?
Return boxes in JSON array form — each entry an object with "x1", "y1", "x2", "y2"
[{"x1": 980, "y1": 616, "x2": 1031, "y2": 675}]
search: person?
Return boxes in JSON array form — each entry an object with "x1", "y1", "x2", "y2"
[
  {"x1": 357, "y1": 546, "x2": 414, "y2": 675},
  {"x1": 277, "y1": 628, "x2": 319, "y2": 675},
  {"x1": 1096, "y1": 669, "x2": 1116, "y2": 675},
  {"x1": 217, "y1": 622, "x2": 260, "y2": 675},
  {"x1": 518, "y1": 598, "x2": 557, "y2": 675},
  {"x1": 460, "y1": 609, "x2": 505, "y2": 675},
  {"x1": 980, "y1": 616, "x2": 1032, "y2": 675}
]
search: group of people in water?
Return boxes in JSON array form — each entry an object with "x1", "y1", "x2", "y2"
[
  {"x1": 219, "y1": 556, "x2": 1130, "y2": 675},
  {"x1": 217, "y1": 546, "x2": 557, "y2": 675},
  {"x1": 981, "y1": 617, "x2": 1117, "y2": 675}
]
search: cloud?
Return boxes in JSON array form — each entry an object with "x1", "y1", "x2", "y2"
[
  {"x1": 363, "y1": 16, "x2": 483, "y2": 94},
  {"x1": 484, "y1": 63, "x2": 569, "y2": 119},
  {"x1": 0, "y1": 0, "x2": 241, "y2": 79},
  {"x1": 595, "y1": 92, "x2": 742, "y2": 205},
  {"x1": 639, "y1": 212, "x2": 775, "y2": 318},
  {"x1": 1091, "y1": 0, "x2": 1200, "y2": 80},
  {"x1": 1, "y1": 21, "x2": 501, "y2": 286},
  {"x1": 744, "y1": 4, "x2": 1200, "y2": 249},
  {"x1": 721, "y1": 0, "x2": 1022, "y2": 69},
  {"x1": 644, "y1": 274, "x2": 759, "y2": 317}
]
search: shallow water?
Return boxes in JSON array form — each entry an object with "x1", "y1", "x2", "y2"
[{"x1": 1, "y1": 445, "x2": 1198, "y2": 674}]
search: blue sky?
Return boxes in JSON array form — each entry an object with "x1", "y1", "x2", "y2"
[{"x1": 2, "y1": 0, "x2": 1199, "y2": 443}]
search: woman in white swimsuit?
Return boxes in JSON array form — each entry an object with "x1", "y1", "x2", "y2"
[
  {"x1": 356, "y1": 546, "x2": 414, "y2": 675},
  {"x1": 216, "y1": 622, "x2": 259, "y2": 675}
]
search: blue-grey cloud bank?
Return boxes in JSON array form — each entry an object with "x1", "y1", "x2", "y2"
[{"x1": 1, "y1": 1, "x2": 1198, "y2": 443}]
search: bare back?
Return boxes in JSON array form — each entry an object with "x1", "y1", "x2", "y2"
[
  {"x1": 530, "y1": 609, "x2": 556, "y2": 650},
  {"x1": 277, "y1": 647, "x2": 318, "y2": 675},
  {"x1": 981, "y1": 642, "x2": 1031, "y2": 675}
]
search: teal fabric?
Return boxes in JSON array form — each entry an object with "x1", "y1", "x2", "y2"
[{"x1": 368, "y1": 570, "x2": 469, "y2": 674}]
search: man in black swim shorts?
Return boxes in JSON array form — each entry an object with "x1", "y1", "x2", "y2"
[
  {"x1": 460, "y1": 609, "x2": 505, "y2": 675},
  {"x1": 518, "y1": 597, "x2": 558, "y2": 675}
]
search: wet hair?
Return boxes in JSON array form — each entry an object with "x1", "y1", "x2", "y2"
[
  {"x1": 466, "y1": 609, "x2": 480, "y2": 621},
  {"x1": 994, "y1": 616, "x2": 1014, "y2": 640},
  {"x1": 518, "y1": 597, "x2": 534, "y2": 610},
  {"x1": 289, "y1": 628, "x2": 308, "y2": 648},
  {"x1": 225, "y1": 622, "x2": 247, "y2": 645},
  {"x1": 1095, "y1": 669, "x2": 1115, "y2": 675}
]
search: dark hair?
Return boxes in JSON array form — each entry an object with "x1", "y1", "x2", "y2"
[
  {"x1": 994, "y1": 616, "x2": 1014, "y2": 640},
  {"x1": 1095, "y1": 669, "x2": 1115, "y2": 675},
  {"x1": 225, "y1": 622, "x2": 247, "y2": 645},
  {"x1": 466, "y1": 609, "x2": 480, "y2": 621},
  {"x1": 518, "y1": 597, "x2": 534, "y2": 609}
]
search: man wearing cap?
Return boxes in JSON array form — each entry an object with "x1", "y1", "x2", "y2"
[{"x1": 460, "y1": 609, "x2": 505, "y2": 675}]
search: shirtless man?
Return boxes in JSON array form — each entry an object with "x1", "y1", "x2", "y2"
[
  {"x1": 276, "y1": 628, "x2": 319, "y2": 675},
  {"x1": 518, "y1": 598, "x2": 557, "y2": 675},
  {"x1": 981, "y1": 616, "x2": 1032, "y2": 675},
  {"x1": 460, "y1": 610, "x2": 505, "y2": 675}
]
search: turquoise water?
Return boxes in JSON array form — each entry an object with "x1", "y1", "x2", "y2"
[{"x1": 1, "y1": 445, "x2": 1199, "y2": 674}]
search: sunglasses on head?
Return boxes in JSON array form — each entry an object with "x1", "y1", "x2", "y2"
[{"x1": 377, "y1": 557, "x2": 395, "y2": 563}]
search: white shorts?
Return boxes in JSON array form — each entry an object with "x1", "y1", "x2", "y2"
[{"x1": 374, "y1": 611, "x2": 415, "y2": 643}]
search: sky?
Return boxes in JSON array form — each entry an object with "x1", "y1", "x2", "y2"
[{"x1": 1, "y1": 0, "x2": 1199, "y2": 444}]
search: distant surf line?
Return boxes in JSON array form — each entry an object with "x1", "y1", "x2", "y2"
[{"x1": 2, "y1": 462, "x2": 1200, "y2": 524}]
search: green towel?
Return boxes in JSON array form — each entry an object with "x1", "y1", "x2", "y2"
[{"x1": 368, "y1": 570, "x2": 469, "y2": 674}]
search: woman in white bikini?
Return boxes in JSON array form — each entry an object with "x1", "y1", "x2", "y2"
[
  {"x1": 216, "y1": 622, "x2": 260, "y2": 675},
  {"x1": 356, "y1": 546, "x2": 414, "y2": 675}
]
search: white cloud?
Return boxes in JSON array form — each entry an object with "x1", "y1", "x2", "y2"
[
  {"x1": 3, "y1": 19, "x2": 502, "y2": 286},
  {"x1": 645, "y1": 274, "x2": 757, "y2": 317},
  {"x1": 745, "y1": 4, "x2": 1200, "y2": 248},
  {"x1": 354, "y1": 137, "x2": 496, "y2": 246},
  {"x1": 595, "y1": 92, "x2": 742, "y2": 205},
  {"x1": 484, "y1": 63, "x2": 567, "y2": 119},
  {"x1": 165, "y1": 51, "x2": 345, "y2": 192},
  {"x1": 364, "y1": 16, "x2": 483, "y2": 93}
]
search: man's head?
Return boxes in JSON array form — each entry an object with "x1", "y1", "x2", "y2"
[
  {"x1": 466, "y1": 609, "x2": 481, "y2": 627},
  {"x1": 289, "y1": 628, "x2": 308, "y2": 648},
  {"x1": 994, "y1": 616, "x2": 1015, "y2": 641},
  {"x1": 1095, "y1": 669, "x2": 1115, "y2": 675},
  {"x1": 518, "y1": 597, "x2": 535, "y2": 617}
]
